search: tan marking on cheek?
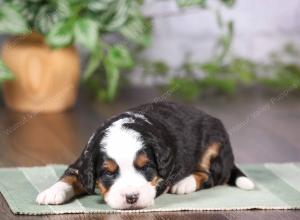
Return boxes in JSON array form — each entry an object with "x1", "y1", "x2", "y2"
[
  {"x1": 61, "y1": 175, "x2": 85, "y2": 195},
  {"x1": 134, "y1": 153, "x2": 150, "y2": 168},
  {"x1": 150, "y1": 176, "x2": 161, "y2": 186},
  {"x1": 103, "y1": 159, "x2": 118, "y2": 173},
  {"x1": 96, "y1": 180, "x2": 108, "y2": 196}
]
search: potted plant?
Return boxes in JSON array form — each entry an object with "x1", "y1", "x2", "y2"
[{"x1": 0, "y1": 0, "x2": 149, "y2": 113}]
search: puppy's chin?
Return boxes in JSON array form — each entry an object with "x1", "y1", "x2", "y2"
[
  {"x1": 104, "y1": 183, "x2": 156, "y2": 210},
  {"x1": 107, "y1": 200, "x2": 155, "y2": 210}
]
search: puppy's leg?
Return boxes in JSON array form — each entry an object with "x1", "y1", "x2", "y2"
[
  {"x1": 171, "y1": 143, "x2": 220, "y2": 194},
  {"x1": 36, "y1": 175, "x2": 85, "y2": 205},
  {"x1": 194, "y1": 142, "x2": 221, "y2": 188}
]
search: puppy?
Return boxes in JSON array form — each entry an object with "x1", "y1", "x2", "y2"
[{"x1": 36, "y1": 101, "x2": 254, "y2": 209}]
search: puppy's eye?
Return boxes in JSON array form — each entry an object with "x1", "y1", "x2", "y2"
[
  {"x1": 138, "y1": 164, "x2": 150, "y2": 171},
  {"x1": 103, "y1": 170, "x2": 115, "y2": 177}
]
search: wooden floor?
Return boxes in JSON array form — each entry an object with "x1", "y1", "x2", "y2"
[{"x1": 0, "y1": 87, "x2": 300, "y2": 220}]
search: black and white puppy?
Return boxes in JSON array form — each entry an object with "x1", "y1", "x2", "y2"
[{"x1": 36, "y1": 102, "x2": 254, "y2": 209}]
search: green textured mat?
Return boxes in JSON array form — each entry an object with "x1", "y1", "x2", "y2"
[{"x1": 0, "y1": 163, "x2": 300, "y2": 215}]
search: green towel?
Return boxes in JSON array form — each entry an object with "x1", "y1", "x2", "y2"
[{"x1": 0, "y1": 163, "x2": 300, "y2": 215}]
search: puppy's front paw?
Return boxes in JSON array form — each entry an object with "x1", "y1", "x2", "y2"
[
  {"x1": 170, "y1": 175, "x2": 197, "y2": 194},
  {"x1": 36, "y1": 181, "x2": 74, "y2": 205}
]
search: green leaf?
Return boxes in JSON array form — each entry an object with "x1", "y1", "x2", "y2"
[
  {"x1": 46, "y1": 20, "x2": 74, "y2": 48},
  {"x1": 216, "y1": 78, "x2": 236, "y2": 93},
  {"x1": 227, "y1": 20, "x2": 234, "y2": 36},
  {"x1": 176, "y1": 0, "x2": 207, "y2": 8},
  {"x1": 105, "y1": 1, "x2": 129, "y2": 31},
  {"x1": 83, "y1": 41, "x2": 103, "y2": 80},
  {"x1": 229, "y1": 58, "x2": 256, "y2": 85},
  {"x1": 201, "y1": 61, "x2": 222, "y2": 75},
  {"x1": 283, "y1": 43, "x2": 299, "y2": 57},
  {"x1": 220, "y1": 0, "x2": 236, "y2": 7},
  {"x1": 143, "y1": 61, "x2": 170, "y2": 76},
  {"x1": 106, "y1": 45, "x2": 133, "y2": 68},
  {"x1": 56, "y1": 1, "x2": 72, "y2": 17},
  {"x1": 0, "y1": 4, "x2": 29, "y2": 34},
  {"x1": 169, "y1": 78, "x2": 200, "y2": 101},
  {"x1": 201, "y1": 77, "x2": 236, "y2": 94},
  {"x1": 215, "y1": 10, "x2": 223, "y2": 28},
  {"x1": 87, "y1": 0, "x2": 114, "y2": 12},
  {"x1": 74, "y1": 18, "x2": 99, "y2": 51},
  {"x1": 120, "y1": 18, "x2": 152, "y2": 47},
  {"x1": 216, "y1": 20, "x2": 234, "y2": 63},
  {"x1": 34, "y1": 6, "x2": 63, "y2": 34},
  {"x1": 104, "y1": 57, "x2": 120, "y2": 101},
  {"x1": 0, "y1": 60, "x2": 14, "y2": 83},
  {"x1": 102, "y1": 44, "x2": 133, "y2": 101}
]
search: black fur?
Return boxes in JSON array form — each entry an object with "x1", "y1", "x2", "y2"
[{"x1": 62, "y1": 101, "x2": 243, "y2": 197}]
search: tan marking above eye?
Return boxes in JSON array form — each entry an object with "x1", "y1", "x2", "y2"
[
  {"x1": 103, "y1": 159, "x2": 118, "y2": 173},
  {"x1": 134, "y1": 152, "x2": 150, "y2": 168}
]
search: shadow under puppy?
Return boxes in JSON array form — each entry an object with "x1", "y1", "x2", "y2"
[{"x1": 36, "y1": 101, "x2": 254, "y2": 209}]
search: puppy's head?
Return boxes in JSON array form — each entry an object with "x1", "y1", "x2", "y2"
[
  {"x1": 95, "y1": 118, "x2": 163, "y2": 209},
  {"x1": 97, "y1": 149, "x2": 160, "y2": 209},
  {"x1": 78, "y1": 117, "x2": 173, "y2": 209}
]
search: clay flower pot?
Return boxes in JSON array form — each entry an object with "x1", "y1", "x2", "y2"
[{"x1": 1, "y1": 33, "x2": 80, "y2": 113}]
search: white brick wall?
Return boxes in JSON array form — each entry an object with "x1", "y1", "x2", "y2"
[{"x1": 141, "y1": 0, "x2": 300, "y2": 66}]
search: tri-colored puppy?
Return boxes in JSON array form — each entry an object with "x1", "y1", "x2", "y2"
[{"x1": 36, "y1": 102, "x2": 254, "y2": 209}]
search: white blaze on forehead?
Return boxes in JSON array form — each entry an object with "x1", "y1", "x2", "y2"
[{"x1": 101, "y1": 118, "x2": 143, "y2": 165}]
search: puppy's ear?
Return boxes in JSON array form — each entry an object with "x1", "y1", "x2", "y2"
[
  {"x1": 62, "y1": 132, "x2": 102, "y2": 194},
  {"x1": 151, "y1": 144, "x2": 174, "y2": 178},
  {"x1": 77, "y1": 143, "x2": 98, "y2": 194},
  {"x1": 151, "y1": 144, "x2": 176, "y2": 197},
  {"x1": 142, "y1": 131, "x2": 176, "y2": 182}
]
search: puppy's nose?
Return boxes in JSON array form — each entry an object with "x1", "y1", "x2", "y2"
[{"x1": 125, "y1": 193, "x2": 139, "y2": 204}]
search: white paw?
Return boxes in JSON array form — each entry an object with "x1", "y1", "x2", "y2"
[
  {"x1": 36, "y1": 181, "x2": 74, "y2": 205},
  {"x1": 236, "y1": 177, "x2": 255, "y2": 190},
  {"x1": 170, "y1": 175, "x2": 197, "y2": 194}
]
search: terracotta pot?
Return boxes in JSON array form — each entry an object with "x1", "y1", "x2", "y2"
[{"x1": 1, "y1": 33, "x2": 80, "y2": 113}]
